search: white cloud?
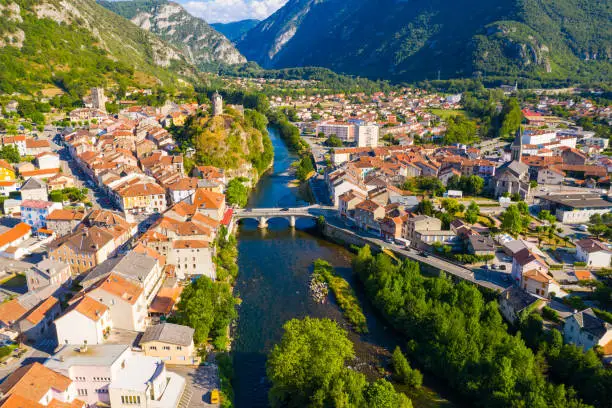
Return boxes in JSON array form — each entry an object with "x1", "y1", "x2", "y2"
[{"x1": 180, "y1": 0, "x2": 287, "y2": 23}]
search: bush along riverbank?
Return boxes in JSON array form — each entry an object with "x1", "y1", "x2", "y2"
[
  {"x1": 313, "y1": 259, "x2": 368, "y2": 333},
  {"x1": 267, "y1": 109, "x2": 316, "y2": 183},
  {"x1": 352, "y1": 245, "x2": 590, "y2": 408}
]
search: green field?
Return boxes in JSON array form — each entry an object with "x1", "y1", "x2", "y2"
[{"x1": 428, "y1": 109, "x2": 466, "y2": 120}]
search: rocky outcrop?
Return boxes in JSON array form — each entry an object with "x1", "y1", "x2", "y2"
[{"x1": 101, "y1": 1, "x2": 246, "y2": 68}]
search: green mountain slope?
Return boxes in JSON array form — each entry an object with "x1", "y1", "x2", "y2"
[
  {"x1": 211, "y1": 19, "x2": 259, "y2": 42},
  {"x1": 99, "y1": 0, "x2": 246, "y2": 70},
  {"x1": 0, "y1": 0, "x2": 195, "y2": 96},
  {"x1": 238, "y1": 0, "x2": 611, "y2": 85}
]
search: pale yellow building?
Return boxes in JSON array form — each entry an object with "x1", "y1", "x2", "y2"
[{"x1": 139, "y1": 323, "x2": 201, "y2": 365}]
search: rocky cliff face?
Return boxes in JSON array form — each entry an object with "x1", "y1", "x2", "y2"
[
  {"x1": 237, "y1": 0, "x2": 611, "y2": 83},
  {"x1": 100, "y1": 1, "x2": 246, "y2": 68}
]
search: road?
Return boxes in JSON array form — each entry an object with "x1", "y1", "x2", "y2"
[
  {"x1": 324, "y1": 214, "x2": 508, "y2": 292},
  {"x1": 56, "y1": 143, "x2": 116, "y2": 210}
]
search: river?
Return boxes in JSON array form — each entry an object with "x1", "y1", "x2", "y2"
[{"x1": 232, "y1": 128, "x2": 453, "y2": 408}]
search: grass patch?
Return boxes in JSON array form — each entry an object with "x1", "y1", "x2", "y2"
[
  {"x1": 0, "y1": 274, "x2": 26, "y2": 289},
  {"x1": 428, "y1": 108, "x2": 466, "y2": 120},
  {"x1": 0, "y1": 344, "x2": 17, "y2": 360},
  {"x1": 313, "y1": 259, "x2": 368, "y2": 333}
]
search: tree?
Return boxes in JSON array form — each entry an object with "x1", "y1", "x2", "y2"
[
  {"x1": 295, "y1": 155, "x2": 314, "y2": 181},
  {"x1": 364, "y1": 379, "x2": 412, "y2": 408},
  {"x1": 325, "y1": 135, "x2": 343, "y2": 147},
  {"x1": 418, "y1": 199, "x2": 434, "y2": 216},
  {"x1": 392, "y1": 347, "x2": 423, "y2": 388},
  {"x1": 500, "y1": 204, "x2": 525, "y2": 236},
  {"x1": 225, "y1": 179, "x2": 249, "y2": 207},
  {"x1": 441, "y1": 198, "x2": 461, "y2": 214},
  {"x1": 443, "y1": 115, "x2": 478, "y2": 145},
  {"x1": 0, "y1": 145, "x2": 20, "y2": 163},
  {"x1": 447, "y1": 174, "x2": 484, "y2": 196},
  {"x1": 267, "y1": 317, "x2": 411, "y2": 408},
  {"x1": 169, "y1": 276, "x2": 237, "y2": 347},
  {"x1": 499, "y1": 98, "x2": 523, "y2": 137},
  {"x1": 465, "y1": 201, "x2": 480, "y2": 224}
]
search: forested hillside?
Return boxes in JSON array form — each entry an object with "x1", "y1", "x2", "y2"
[
  {"x1": 238, "y1": 0, "x2": 611, "y2": 85},
  {"x1": 0, "y1": 0, "x2": 194, "y2": 96}
]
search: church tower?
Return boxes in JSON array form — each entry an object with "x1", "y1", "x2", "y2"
[
  {"x1": 212, "y1": 91, "x2": 223, "y2": 116},
  {"x1": 511, "y1": 126, "x2": 523, "y2": 162}
]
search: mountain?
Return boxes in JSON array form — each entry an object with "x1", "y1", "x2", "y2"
[
  {"x1": 237, "y1": 0, "x2": 612, "y2": 84},
  {"x1": 0, "y1": 0, "x2": 195, "y2": 96},
  {"x1": 211, "y1": 19, "x2": 260, "y2": 42},
  {"x1": 99, "y1": 0, "x2": 246, "y2": 69}
]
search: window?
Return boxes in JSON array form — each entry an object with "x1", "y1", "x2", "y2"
[
  {"x1": 77, "y1": 389, "x2": 88, "y2": 396},
  {"x1": 149, "y1": 346, "x2": 157, "y2": 350},
  {"x1": 176, "y1": 346, "x2": 182, "y2": 351},
  {"x1": 163, "y1": 346, "x2": 170, "y2": 350}
]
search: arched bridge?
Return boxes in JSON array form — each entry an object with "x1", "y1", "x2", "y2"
[{"x1": 234, "y1": 205, "x2": 336, "y2": 228}]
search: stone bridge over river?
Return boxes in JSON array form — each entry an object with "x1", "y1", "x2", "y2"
[{"x1": 234, "y1": 205, "x2": 336, "y2": 228}]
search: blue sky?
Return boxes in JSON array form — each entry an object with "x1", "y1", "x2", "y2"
[{"x1": 178, "y1": 0, "x2": 288, "y2": 23}]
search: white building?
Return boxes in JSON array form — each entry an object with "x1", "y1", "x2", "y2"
[
  {"x1": 36, "y1": 151, "x2": 61, "y2": 170},
  {"x1": 88, "y1": 273, "x2": 148, "y2": 332},
  {"x1": 316, "y1": 122, "x2": 355, "y2": 142},
  {"x1": 170, "y1": 240, "x2": 215, "y2": 280},
  {"x1": 521, "y1": 129, "x2": 557, "y2": 145},
  {"x1": 356, "y1": 125, "x2": 379, "y2": 148},
  {"x1": 564, "y1": 308, "x2": 612, "y2": 351},
  {"x1": 55, "y1": 296, "x2": 111, "y2": 346},
  {"x1": 575, "y1": 238, "x2": 612, "y2": 268},
  {"x1": 104, "y1": 251, "x2": 164, "y2": 306},
  {"x1": 44, "y1": 344, "x2": 186, "y2": 408}
]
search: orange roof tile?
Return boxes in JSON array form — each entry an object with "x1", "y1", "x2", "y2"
[
  {"x1": 173, "y1": 240, "x2": 209, "y2": 249},
  {"x1": 47, "y1": 209, "x2": 85, "y2": 221},
  {"x1": 192, "y1": 189, "x2": 225, "y2": 209},
  {"x1": 523, "y1": 269, "x2": 553, "y2": 284},
  {"x1": 0, "y1": 223, "x2": 31, "y2": 249},
  {"x1": 24, "y1": 297, "x2": 58, "y2": 325},
  {"x1": 0, "y1": 363, "x2": 72, "y2": 403},
  {"x1": 72, "y1": 296, "x2": 108, "y2": 322},
  {"x1": 0, "y1": 299, "x2": 27, "y2": 326},
  {"x1": 148, "y1": 286, "x2": 183, "y2": 315},
  {"x1": 96, "y1": 273, "x2": 143, "y2": 305}
]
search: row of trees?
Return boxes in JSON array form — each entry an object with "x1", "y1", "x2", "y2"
[
  {"x1": 267, "y1": 317, "x2": 412, "y2": 408},
  {"x1": 266, "y1": 109, "x2": 309, "y2": 153},
  {"x1": 352, "y1": 246, "x2": 590, "y2": 407}
]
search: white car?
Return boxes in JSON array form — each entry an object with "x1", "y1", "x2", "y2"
[{"x1": 578, "y1": 225, "x2": 589, "y2": 232}]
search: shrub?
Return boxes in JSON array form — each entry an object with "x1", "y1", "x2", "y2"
[{"x1": 542, "y1": 306, "x2": 560, "y2": 322}]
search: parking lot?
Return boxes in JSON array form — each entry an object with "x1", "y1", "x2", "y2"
[{"x1": 168, "y1": 364, "x2": 220, "y2": 408}]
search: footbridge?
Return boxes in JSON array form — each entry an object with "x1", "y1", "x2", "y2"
[{"x1": 234, "y1": 205, "x2": 336, "y2": 228}]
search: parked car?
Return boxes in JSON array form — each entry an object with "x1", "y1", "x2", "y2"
[
  {"x1": 491, "y1": 264, "x2": 498, "y2": 270},
  {"x1": 578, "y1": 224, "x2": 589, "y2": 232},
  {"x1": 500, "y1": 264, "x2": 507, "y2": 270}
]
